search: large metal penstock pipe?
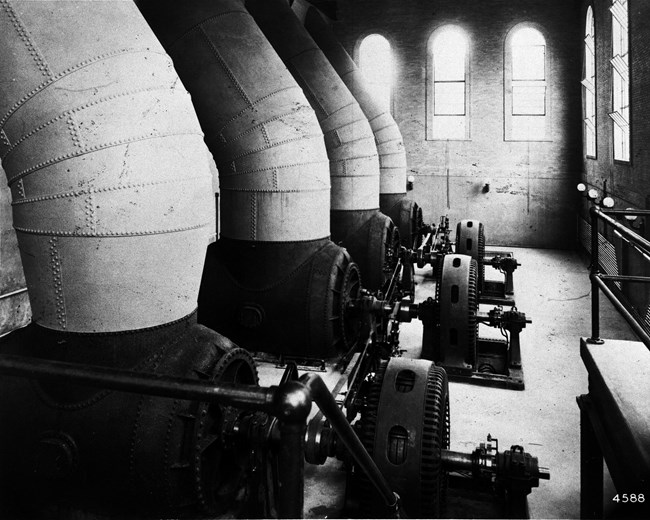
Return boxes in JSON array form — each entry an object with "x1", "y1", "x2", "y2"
[
  {"x1": 138, "y1": 0, "x2": 360, "y2": 358},
  {"x1": 0, "y1": 1, "x2": 259, "y2": 517},
  {"x1": 0, "y1": 0, "x2": 213, "y2": 333},
  {"x1": 246, "y1": 0, "x2": 395, "y2": 291},
  {"x1": 296, "y1": 3, "x2": 423, "y2": 248}
]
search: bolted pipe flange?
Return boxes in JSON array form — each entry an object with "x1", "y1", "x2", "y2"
[{"x1": 33, "y1": 431, "x2": 78, "y2": 480}]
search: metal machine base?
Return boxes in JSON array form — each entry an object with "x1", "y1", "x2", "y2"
[
  {"x1": 481, "y1": 280, "x2": 516, "y2": 306},
  {"x1": 444, "y1": 338, "x2": 525, "y2": 390},
  {"x1": 480, "y1": 249, "x2": 517, "y2": 306},
  {"x1": 446, "y1": 473, "x2": 531, "y2": 519}
]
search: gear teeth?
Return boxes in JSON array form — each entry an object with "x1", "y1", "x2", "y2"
[
  {"x1": 420, "y1": 364, "x2": 449, "y2": 516},
  {"x1": 467, "y1": 259, "x2": 479, "y2": 365},
  {"x1": 352, "y1": 360, "x2": 388, "y2": 518},
  {"x1": 351, "y1": 361, "x2": 449, "y2": 518}
]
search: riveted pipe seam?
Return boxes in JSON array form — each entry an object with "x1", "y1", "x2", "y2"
[
  {"x1": 11, "y1": 175, "x2": 207, "y2": 206},
  {"x1": 0, "y1": 48, "x2": 171, "y2": 130},
  {"x1": 1, "y1": 84, "x2": 172, "y2": 161},
  {"x1": 214, "y1": 85, "x2": 303, "y2": 136},
  {"x1": 0, "y1": 50, "x2": 180, "y2": 146},
  {"x1": 6, "y1": 130, "x2": 204, "y2": 186}
]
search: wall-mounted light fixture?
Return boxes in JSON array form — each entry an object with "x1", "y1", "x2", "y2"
[
  {"x1": 577, "y1": 183, "x2": 614, "y2": 208},
  {"x1": 624, "y1": 207, "x2": 645, "y2": 232},
  {"x1": 406, "y1": 174, "x2": 415, "y2": 191}
]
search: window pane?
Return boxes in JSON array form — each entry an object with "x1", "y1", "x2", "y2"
[
  {"x1": 584, "y1": 6, "x2": 596, "y2": 157},
  {"x1": 614, "y1": 123, "x2": 630, "y2": 161},
  {"x1": 513, "y1": 45, "x2": 545, "y2": 80},
  {"x1": 611, "y1": 0, "x2": 629, "y2": 161},
  {"x1": 512, "y1": 27, "x2": 545, "y2": 47},
  {"x1": 512, "y1": 115, "x2": 545, "y2": 140},
  {"x1": 430, "y1": 115, "x2": 466, "y2": 140},
  {"x1": 586, "y1": 127, "x2": 596, "y2": 156},
  {"x1": 512, "y1": 85, "x2": 546, "y2": 115},
  {"x1": 359, "y1": 34, "x2": 393, "y2": 113},
  {"x1": 434, "y1": 82, "x2": 465, "y2": 115},
  {"x1": 433, "y1": 27, "x2": 467, "y2": 81}
]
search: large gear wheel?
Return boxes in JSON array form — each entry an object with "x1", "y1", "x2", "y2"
[
  {"x1": 351, "y1": 358, "x2": 450, "y2": 518},
  {"x1": 426, "y1": 254, "x2": 478, "y2": 372},
  {"x1": 189, "y1": 346, "x2": 260, "y2": 515},
  {"x1": 455, "y1": 219, "x2": 486, "y2": 292},
  {"x1": 335, "y1": 261, "x2": 363, "y2": 351},
  {"x1": 383, "y1": 223, "x2": 401, "y2": 279}
]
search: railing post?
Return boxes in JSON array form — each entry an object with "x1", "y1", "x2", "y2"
[{"x1": 588, "y1": 206, "x2": 604, "y2": 344}]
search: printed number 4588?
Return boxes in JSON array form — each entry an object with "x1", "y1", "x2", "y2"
[{"x1": 612, "y1": 494, "x2": 645, "y2": 503}]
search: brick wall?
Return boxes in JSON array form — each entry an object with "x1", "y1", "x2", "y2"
[
  {"x1": 334, "y1": 0, "x2": 583, "y2": 248},
  {"x1": 579, "y1": 0, "x2": 650, "y2": 324},
  {"x1": 581, "y1": 0, "x2": 650, "y2": 209}
]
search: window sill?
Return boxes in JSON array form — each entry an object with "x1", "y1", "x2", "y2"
[
  {"x1": 504, "y1": 137, "x2": 553, "y2": 143},
  {"x1": 426, "y1": 138, "x2": 472, "y2": 142}
]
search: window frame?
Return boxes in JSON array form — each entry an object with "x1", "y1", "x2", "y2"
[
  {"x1": 356, "y1": 33, "x2": 394, "y2": 115},
  {"x1": 610, "y1": 0, "x2": 630, "y2": 164},
  {"x1": 426, "y1": 24, "x2": 471, "y2": 141},
  {"x1": 583, "y1": 5, "x2": 597, "y2": 159},
  {"x1": 504, "y1": 23, "x2": 552, "y2": 142}
]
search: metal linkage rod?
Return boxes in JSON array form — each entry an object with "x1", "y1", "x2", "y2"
[
  {"x1": 0, "y1": 354, "x2": 277, "y2": 411},
  {"x1": 299, "y1": 372, "x2": 400, "y2": 512}
]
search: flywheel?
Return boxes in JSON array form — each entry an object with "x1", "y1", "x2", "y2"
[
  {"x1": 455, "y1": 219, "x2": 486, "y2": 292},
  {"x1": 351, "y1": 358, "x2": 450, "y2": 518},
  {"x1": 425, "y1": 254, "x2": 478, "y2": 372}
]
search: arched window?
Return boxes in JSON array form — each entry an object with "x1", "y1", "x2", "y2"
[
  {"x1": 505, "y1": 25, "x2": 549, "y2": 141},
  {"x1": 358, "y1": 34, "x2": 393, "y2": 113},
  {"x1": 610, "y1": 0, "x2": 629, "y2": 162},
  {"x1": 583, "y1": 6, "x2": 596, "y2": 157},
  {"x1": 427, "y1": 25, "x2": 469, "y2": 140}
]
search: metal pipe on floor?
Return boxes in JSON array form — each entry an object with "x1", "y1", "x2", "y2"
[{"x1": 0, "y1": 287, "x2": 27, "y2": 301}]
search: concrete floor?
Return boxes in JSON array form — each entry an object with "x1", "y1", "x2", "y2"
[{"x1": 258, "y1": 247, "x2": 639, "y2": 519}]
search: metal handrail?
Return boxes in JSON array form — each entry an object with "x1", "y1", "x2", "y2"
[{"x1": 587, "y1": 206, "x2": 650, "y2": 349}]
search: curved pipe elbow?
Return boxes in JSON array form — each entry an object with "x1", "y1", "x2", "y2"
[
  {"x1": 0, "y1": 0, "x2": 213, "y2": 332},
  {"x1": 247, "y1": 0, "x2": 380, "y2": 213},
  {"x1": 139, "y1": 0, "x2": 332, "y2": 243},
  {"x1": 300, "y1": 7, "x2": 407, "y2": 196}
]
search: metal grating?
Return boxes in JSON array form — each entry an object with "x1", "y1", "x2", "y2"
[
  {"x1": 579, "y1": 217, "x2": 621, "y2": 289},
  {"x1": 581, "y1": 216, "x2": 650, "y2": 338}
]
